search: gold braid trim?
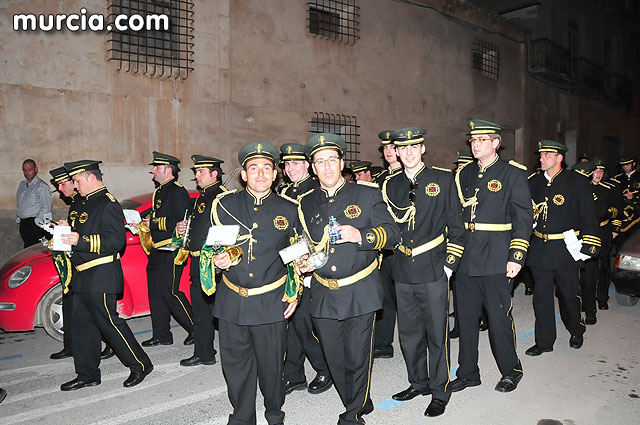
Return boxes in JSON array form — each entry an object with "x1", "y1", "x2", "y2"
[
  {"x1": 296, "y1": 191, "x2": 331, "y2": 254},
  {"x1": 210, "y1": 190, "x2": 258, "y2": 262},
  {"x1": 454, "y1": 162, "x2": 480, "y2": 221},
  {"x1": 381, "y1": 177, "x2": 416, "y2": 229},
  {"x1": 532, "y1": 197, "x2": 548, "y2": 224}
]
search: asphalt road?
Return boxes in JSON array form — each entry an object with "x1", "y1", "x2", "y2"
[{"x1": 1, "y1": 286, "x2": 639, "y2": 425}]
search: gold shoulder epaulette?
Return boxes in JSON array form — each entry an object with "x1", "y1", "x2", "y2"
[
  {"x1": 278, "y1": 192, "x2": 299, "y2": 205},
  {"x1": 432, "y1": 166, "x2": 452, "y2": 173},
  {"x1": 528, "y1": 172, "x2": 537, "y2": 180},
  {"x1": 106, "y1": 192, "x2": 117, "y2": 202},
  {"x1": 297, "y1": 188, "x2": 315, "y2": 201},
  {"x1": 174, "y1": 181, "x2": 184, "y2": 188},
  {"x1": 610, "y1": 178, "x2": 621, "y2": 184},
  {"x1": 220, "y1": 184, "x2": 229, "y2": 192},
  {"x1": 575, "y1": 169, "x2": 590, "y2": 178},
  {"x1": 390, "y1": 167, "x2": 403, "y2": 175},
  {"x1": 215, "y1": 189, "x2": 236, "y2": 200},
  {"x1": 599, "y1": 182, "x2": 612, "y2": 189},
  {"x1": 509, "y1": 160, "x2": 527, "y2": 171},
  {"x1": 357, "y1": 180, "x2": 380, "y2": 188}
]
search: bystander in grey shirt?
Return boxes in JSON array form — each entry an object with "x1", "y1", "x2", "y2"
[{"x1": 16, "y1": 175, "x2": 52, "y2": 226}]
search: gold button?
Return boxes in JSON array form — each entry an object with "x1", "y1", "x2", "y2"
[
  {"x1": 253, "y1": 223, "x2": 258, "y2": 228},
  {"x1": 254, "y1": 207, "x2": 258, "y2": 211},
  {"x1": 410, "y1": 239, "x2": 414, "y2": 243},
  {"x1": 412, "y1": 259, "x2": 415, "y2": 262},
  {"x1": 329, "y1": 199, "x2": 335, "y2": 203},
  {"x1": 330, "y1": 248, "x2": 335, "y2": 253},
  {"x1": 331, "y1": 265, "x2": 337, "y2": 271},
  {"x1": 249, "y1": 272, "x2": 254, "y2": 278}
]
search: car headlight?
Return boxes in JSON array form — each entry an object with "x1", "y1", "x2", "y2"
[
  {"x1": 8, "y1": 266, "x2": 32, "y2": 288},
  {"x1": 619, "y1": 255, "x2": 640, "y2": 272}
]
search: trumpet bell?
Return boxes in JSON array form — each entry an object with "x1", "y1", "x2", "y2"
[{"x1": 223, "y1": 245, "x2": 244, "y2": 266}]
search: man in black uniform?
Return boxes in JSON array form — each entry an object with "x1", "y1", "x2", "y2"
[
  {"x1": 351, "y1": 160, "x2": 375, "y2": 183},
  {"x1": 211, "y1": 142, "x2": 300, "y2": 425},
  {"x1": 175, "y1": 155, "x2": 226, "y2": 366},
  {"x1": 525, "y1": 140, "x2": 599, "y2": 356},
  {"x1": 614, "y1": 156, "x2": 640, "y2": 238},
  {"x1": 382, "y1": 127, "x2": 466, "y2": 417},
  {"x1": 59, "y1": 160, "x2": 152, "y2": 390},
  {"x1": 141, "y1": 152, "x2": 194, "y2": 347},
  {"x1": 297, "y1": 133, "x2": 401, "y2": 425},
  {"x1": 373, "y1": 130, "x2": 403, "y2": 358},
  {"x1": 451, "y1": 120, "x2": 532, "y2": 393},
  {"x1": 277, "y1": 143, "x2": 332, "y2": 395}
]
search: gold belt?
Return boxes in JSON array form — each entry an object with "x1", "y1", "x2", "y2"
[
  {"x1": 533, "y1": 229, "x2": 580, "y2": 242},
  {"x1": 222, "y1": 274, "x2": 287, "y2": 297},
  {"x1": 600, "y1": 219, "x2": 609, "y2": 227},
  {"x1": 75, "y1": 253, "x2": 121, "y2": 271},
  {"x1": 314, "y1": 259, "x2": 378, "y2": 290},
  {"x1": 465, "y1": 222, "x2": 512, "y2": 232},
  {"x1": 398, "y1": 234, "x2": 445, "y2": 257},
  {"x1": 153, "y1": 239, "x2": 172, "y2": 248}
]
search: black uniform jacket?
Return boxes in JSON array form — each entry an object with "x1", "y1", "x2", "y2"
[
  {"x1": 149, "y1": 178, "x2": 190, "y2": 247},
  {"x1": 70, "y1": 186, "x2": 126, "y2": 294},
  {"x1": 298, "y1": 179, "x2": 401, "y2": 320},
  {"x1": 526, "y1": 169, "x2": 599, "y2": 270},
  {"x1": 279, "y1": 174, "x2": 319, "y2": 198},
  {"x1": 591, "y1": 180, "x2": 622, "y2": 239},
  {"x1": 457, "y1": 157, "x2": 533, "y2": 277},
  {"x1": 186, "y1": 182, "x2": 225, "y2": 277},
  {"x1": 383, "y1": 165, "x2": 466, "y2": 283},
  {"x1": 375, "y1": 166, "x2": 403, "y2": 186},
  {"x1": 211, "y1": 190, "x2": 299, "y2": 326}
]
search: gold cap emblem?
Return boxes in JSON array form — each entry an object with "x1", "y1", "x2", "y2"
[
  {"x1": 257, "y1": 143, "x2": 263, "y2": 153},
  {"x1": 287, "y1": 146, "x2": 292, "y2": 154},
  {"x1": 470, "y1": 121, "x2": 475, "y2": 129},
  {"x1": 407, "y1": 130, "x2": 412, "y2": 138},
  {"x1": 319, "y1": 135, "x2": 325, "y2": 144}
]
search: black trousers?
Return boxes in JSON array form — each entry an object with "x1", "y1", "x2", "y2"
[
  {"x1": 596, "y1": 239, "x2": 613, "y2": 304},
  {"x1": 580, "y1": 257, "x2": 599, "y2": 314},
  {"x1": 313, "y1": 313, "x2": 375, "y2": 425},
  {"x1": 284, "y1": 287, "x2": 329, "y2": 382},
  {"x1": 530, "y1": 267, "x2": 585, "y2": 348},
  {"x1": 396, "y1": 276, "x2": 451, "y2": 402},
  {"x1": 189, "y1": 274, "x2": 216, "y2": 361},
  {"x1": 72, "y1": 292, "x2": 151, "y2": 382},
  {"x1": 456, "y1": 273, "x2": 521, "y2": 381},
  {"x1": 146, "y1": 250, "x2": 193, "y2": 342},
  {"x1": 374, "y1": 257, "x2": 396, "y2": 349},
  {"x1": 19, "y1": 217, "x2": 47, "y2": 248},
  {"x1": 62, "y1": 291, "x2": 73, "y2": 353},
  {"x1": 218, "y1": 319, "x2": 287, "y2": 425},
  {"x1": 451, "y1": 274, "x2": 488, "y2": 330}
]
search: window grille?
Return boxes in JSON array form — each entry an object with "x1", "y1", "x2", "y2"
[
  {"x1": 309, "y1": 113, "x2": 360, "y2": 162},
  {"x1": 307, "y1": 0, "x2": 360, "y2": 45},
  {"x1": 472, "y1": 39, "x2": 500, "y2": 80},
  {"x1": 107, "y1": 0, "x2": 194, "y2": 79}
]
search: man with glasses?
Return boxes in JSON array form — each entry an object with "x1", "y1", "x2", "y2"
[
  {"x1": 277, "y1": 143, "x2": 332, "y2": 396},
  {"x1": 451, "y1": 120, "x2": 532, "y2": 394},
  {"x1": 526, "y1": 140, "x2": 599, "y2": 356},
  {"x1": 381, "y1": 127, "x2": 465, "y2": 417},
  {"x1": 297, "y1": 133, "x2": 400, "y2": 425}
]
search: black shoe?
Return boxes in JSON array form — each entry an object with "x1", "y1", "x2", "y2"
[
  {"x1": 180, "y1": 355, "x2": 216, "y2": 367},
  {"x1": 60, "y1": 377, "x2": 101, "y2": 391},
  {"x1": 479, "y1": 321, "x2": 488, "y2": 332},
  {"x1": 449, "y1": 327, "x2": 459, "y2": 339},
  {"x1": 494, "y1": 375, "x2": 522, "y2": 392},
  {"x1": 141, "y1": 338, "x2": 172, "y2": 347},
  {"x1": 392, "y1": 386, "x2": 431, "y2": 401},
  {"x1": 123, "y1": 365, "x2": 154, "y2": 388},
  {"x1": 373, "y1": 345, "x2": 394, "y2": 359},
  {"x1": 100, "y1": 346, "x2": 115, "y2": 360},
  {"x1": 0, "y1": 387, "x2": 6, "y2": 404},
  {"x1": 284, "y1": 379, "x2": 307, "y2": 394},
  {"x1": 308, "y1": 374, "x2": 333, "y2": 394},
  {"x1": 50, "y1": 349, "x2": 73, "y2": 360},
  {"x1": 525, "y1": 287, "x2": 534, "y2": 296},
  {"x1": 569, "y1": 335, "x2": 583, "y2": 349},
  {"x1": 424, "y1": 398, "x2": 447, "y2": 417},
  {"x1": 525, "y1": 344, "x2": 553, "y2": 356},
  {"x1": 183, "y1": 333, "x2": 194, "y2": 345},
  {"x1": 585, "y1": 312, "x2": 597, "y2": 325},
  {"x1": 598, "y1": 301, "x2": 609, "y2": 310},
  {"x1": 449, "y1": 378, "x2": 481, "y2": 393},
  {"x1": 361, "y1": 398, "x2": 374, "y2": 416}
]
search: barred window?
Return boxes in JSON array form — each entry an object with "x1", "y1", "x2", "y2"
[
  {"x1": 107, "y1": 0, "x2": 194, "y2": 79},
  {"x1": 307, "y1": 0, "x2": 360, "y2": 45},
  {"x1": 309, "y1": 113, "x2": 360, "y2": 162},
  {"x1": 472, "y1": 39, "x2": 499, "y2": 80}
]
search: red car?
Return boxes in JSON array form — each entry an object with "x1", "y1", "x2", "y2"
[{"x1": 0, "y1": 192, "x2": 198, "y2": 341}]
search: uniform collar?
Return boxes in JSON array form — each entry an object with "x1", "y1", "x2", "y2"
[
  {"x1": 627, "y1": 169, "x2": 636, "y2": 178},
  {"x1": 404, "y1": 162, "x2": 425, "y2": 182},
  {"x1": 320, "y1": 177, "x2": 346, "y2": 198},
  {"x1": 389, "y1": 165, "x2": 402, "y2": 173},
  {"x1": 86, "y1": 186, "x2": 107, "y2": 199},
  {"x1": 544, "y1": 168, "x2": 563, "y2": 183},
  {"x1": 246, "y1": 188, "x2": 272, "y2": 205},
  {"x1": 293, "y1": 173, "x2": 311, "y2": 187},
  {"x1": 202, "y1": 181, "x2": 220, "y2": 193},
  {"x1": 158, "y1": 177, "x2": 175, "y2": 189},
  {"x1": 477, "y1": 154, "x2": 499, "y2": 172}
]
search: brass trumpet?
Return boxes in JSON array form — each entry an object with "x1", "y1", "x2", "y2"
[{"x1": 216, "y1": 245, "x2": 244, "y2": 266}]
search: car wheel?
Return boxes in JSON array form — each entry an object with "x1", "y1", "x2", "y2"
[
  {"x1": 615, "y1": 291, "x2": 639, "y2": 307},
  {"x1": 39, "y1": 285, "x2": 65, "y2": 342}
]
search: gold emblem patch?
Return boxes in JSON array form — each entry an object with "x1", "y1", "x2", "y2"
[
  {"x1": 487, "y1": 179, "x2": 502, "y2": 192},
  {"x1": 273, "y1": 216, "x2": 289, "y2": 230},
  {"x1": 425, "y1": 183, "x2": 440, "y2": 197},
  {"x1": 589, "y1": 246, "x2": 596, "y2": 254},
  {"x1": 553, "y1": 194, "x2": 565, "y2": 206},
  {"x1": 79, "y1": 212, "x2": 89, "y2": 224},
  {"x1": 446, "y1": 254, "x2": 456, "y2": 264},
  {"x1": 366, "y1": 232, "x2": 376, "y2": 244},
  {"x1": 198, "y1": 202, "x2": 206, "y2": 214},
  {"x1": 344, "y1": 205, "x2": 362, "y2": 219},
  {"x1": 155, "y1": 198, "x2": 162, "y2": 209},
  {"x1": 513, "y1": 251, "x2": 523, "y2": 261},
  {"x1": 69, "y1": 211, "x2": 78, "y2": 221},
  {"x1": 82, "y1": 235, "x2": 90, "y2": 242}
]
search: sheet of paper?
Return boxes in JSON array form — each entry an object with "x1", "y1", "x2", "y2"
[
  {"x1": 205, "y1": 225, "x2": 241, "y2": 246},
  {"x1": 53, "y1": 225, "x2": 72, "y2": 251},
  {"x1": 279, "y1": 241, "x2": 310, "y2": 264},
  {"x1": 123, "y1": 209, "x2": 142, "y2": 225}
]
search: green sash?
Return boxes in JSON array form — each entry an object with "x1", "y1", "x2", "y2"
[
  {"x1": 52, "y1": 251, "x2": 72, "y2": 294},
  {"x1": 199, "y1": 245, "x2": 217, "y2": 295}
]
